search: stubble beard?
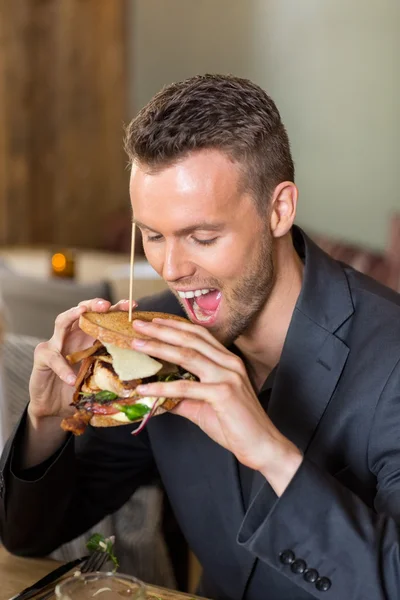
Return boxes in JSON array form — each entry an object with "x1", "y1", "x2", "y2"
[
  {"x1": 213, "y1": 233, "x2": 275, "y2": 346},
  {"x1": 171, "y1": 231, "x2": 275, "y2": 347}
]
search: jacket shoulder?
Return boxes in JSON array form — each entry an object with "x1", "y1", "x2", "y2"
[{"x1": 343, "y1": 263, "x2": 400, "y2": 315}]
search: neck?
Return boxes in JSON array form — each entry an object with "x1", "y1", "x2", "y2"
[{"x1": 235, "y1": 232, "x2": 304, "y2": 388}]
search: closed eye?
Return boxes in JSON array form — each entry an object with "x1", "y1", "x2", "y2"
[
  {"x1": 146, "y1": 235, "x2": 218, "y2": 246},
  {"x1": 193, "y1": 237, "x2": 218, "y2": 246},
  {"x1": 146, "y1": 234, "x2": 163, "y2": 242}
]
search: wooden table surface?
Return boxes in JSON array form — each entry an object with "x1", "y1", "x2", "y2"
[{"x1": 0, "y1": 545, "x2": 203, "y2": 600}]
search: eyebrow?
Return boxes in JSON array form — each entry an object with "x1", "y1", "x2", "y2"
[{"x1": 133, "y1": 219, "x2": 225, "y2": 236}]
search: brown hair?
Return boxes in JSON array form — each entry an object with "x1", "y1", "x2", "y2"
[{"x1": 124, "y1": 74, "x2": 294, "y2": 211}]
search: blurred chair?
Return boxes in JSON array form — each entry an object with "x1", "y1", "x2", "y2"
[
  {"x1": 311, "y1": 213, "x2": 400, "y2": 292},
  {"x1": 0, "y1": 294, "x2": 7, "y2": 451},
  {"x1": 0, "y1": 271, "x2": 112, "y2": 340}
]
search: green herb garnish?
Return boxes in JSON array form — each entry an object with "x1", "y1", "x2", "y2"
[
  {"x1": 79, "y1": 390, "x2": 119, "y2": 403},
  {"x1": 94, "y1": 390, "x2": 119, "y2": 402},
  {"x1": 86, "y1": 533, "x2": 119, "y2": 571},
  {"x1": 157, "y1": 371, "x2": 197, "y2": 382},
  {"x1": 158, "y1": 373, "x2": 181, "y2": 382},
  {"x1": 113, "y1": 403, "x2": 151, "y2": 421}
]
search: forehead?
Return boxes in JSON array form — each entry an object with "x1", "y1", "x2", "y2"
[{"x1": 129, "y1": 150, "x2": 250, "y2": 228}]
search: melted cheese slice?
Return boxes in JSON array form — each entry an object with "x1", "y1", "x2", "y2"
[
  {"x1": 111, "y1": 411, "x2": 134, "y2": 423},
  {"x1": 104, "y1": 343, "x2": 162, "y2": 380}
]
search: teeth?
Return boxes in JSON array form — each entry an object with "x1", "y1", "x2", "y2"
[{"x1": 178, "y1": 288, "x2": 212, "y2": 299}]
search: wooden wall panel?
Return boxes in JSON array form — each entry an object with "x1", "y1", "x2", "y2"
[
  {"x1": 0, "y1": 1, "x2": 31, "y2": 244},
  {"x1": 28, "y1": 0, "x2": 58, "y2": 244},
  {"x1": 0, "y1": 5, "x2": 6, "y2": 243},
  {"x1": 0, "y1": 0, "x2": 128, "y2": 248}
]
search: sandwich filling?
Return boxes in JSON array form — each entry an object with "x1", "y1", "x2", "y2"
[{"x1": 62, "y1": 341, "x2": 195, "y2": 435}]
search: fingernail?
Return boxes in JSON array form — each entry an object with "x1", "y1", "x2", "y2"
[
  {"x1": 97, "y1": 300, "x2": 107, "y2": 306},
  {"x1": 136, "y1": 385, "x2": 149, "y2": 393},
  {"x1": 66, "y1": 374, "x2": 76, "y2": 385},
  {"x1": 134, "y1": 320, "x2": 147, "y2": 327},
  {"x1": 132, "y1": 338, "x2": 146, "y2": 347}
]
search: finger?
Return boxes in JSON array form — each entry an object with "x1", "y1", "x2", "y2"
[
  {"x1": 50, "y1": 305, "x2": 88, "y2": 350},
  {"x1": 78, "y1": 297, "x2": 112, "y2": 311},
  {"x1": 109, "y1": 299, "x2": 138, "y2": 312},
  {"x1": 68, "y1": 299, "x2": 137, "y2": 333},
  {"x1": 170, "y1": 398, "x2": 205, "y2": 423},
  {"x1": 132, "y1": 337, "x2": 227, "y2": 382},
  {"x1": 54, "y1": 298, "x2": 110, "y2": 346},
  {"x1": 136, "y1": 379, "x2": 227, "y2": 410},
  {"x1": 33, "y1": 344, "x2": 77, "y2": 386},
  {"x1": 151, "y1": 317, "x2": 228, "y2": 353},
  {"x1": 132, "y1": 320, "x2": 245, "y2": 376}
]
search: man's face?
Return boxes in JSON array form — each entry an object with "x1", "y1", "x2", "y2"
[{"x1": 130, "y1": 150, "x2": 275, "y2": 344}]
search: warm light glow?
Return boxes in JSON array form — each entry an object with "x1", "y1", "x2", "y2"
[{"x1": 52, "y1": 252, "x2": 67, "y2": 272}]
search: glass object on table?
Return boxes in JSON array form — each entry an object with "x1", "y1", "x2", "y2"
[{"x1": 55, "y1": 572, "x2": 146, "y2": 599}]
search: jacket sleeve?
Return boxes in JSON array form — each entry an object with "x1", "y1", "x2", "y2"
[
  {"x1": 0, "y1": 291, "x2": 179, "y2": 556},
  {"x1": 0, "y1": 410, "x2": 156, "y2": 556},
  {"x1": 237, "y1": 359, "x2": 400, "y2": 600}
]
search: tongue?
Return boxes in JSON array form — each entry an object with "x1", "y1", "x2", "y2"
[{"x1": 194, "y1": 290, "x2": 221, "y2": 312}]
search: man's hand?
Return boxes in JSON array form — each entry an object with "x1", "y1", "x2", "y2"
[
  {"x1": 132, "y1": 317, "x2": 303, "y2": 496},
  {"x1": 23, "y1": 298, "x2": 136, "y2": 468},
  {"x1": 29, "y1": 298, "x2": 136, "y2": 421}
]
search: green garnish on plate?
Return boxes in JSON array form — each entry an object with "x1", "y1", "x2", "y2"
[{"x1": 86, "y1": 533, "x2": 119, "y2": 571}]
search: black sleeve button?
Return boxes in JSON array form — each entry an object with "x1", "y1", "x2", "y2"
[
  {"x1": 304, "y1": 568, "x2": 319, "y2": 583},
  {"x1": 291, "y1": 559, "x2": 307, "y2": 574},
  {"x1": 316, "y1": 577, "x2": 332, "y2": 592},
  {"x1": 279, "y1": 550, "x2": 295, "y2": 565}
]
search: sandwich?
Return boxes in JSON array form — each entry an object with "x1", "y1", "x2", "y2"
[{"x1": 61, "y1": 311, "x2": 195, "y2": 436}]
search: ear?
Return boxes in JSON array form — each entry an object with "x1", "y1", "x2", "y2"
[{"x1": 269, "y1": 182, "x2": 298, "y2": 238}]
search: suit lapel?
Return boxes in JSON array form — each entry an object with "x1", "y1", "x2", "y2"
[
  {"x1": 248, "y1": 229, "x2": 353, "y2": 506},
  {"x1": 248, "y1": 311, "x2": 350, "y2": 498},
  {"x1": 268, "y1": 308, "x2": 350, "y2": 452}
]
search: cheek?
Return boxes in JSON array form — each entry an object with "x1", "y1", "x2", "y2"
[
  {"x1": 196, "y1": 239, "x2": 251, "y2": 281},
  {"x1": 142, "y1": 243, "x2": 164, "y2": 275}
]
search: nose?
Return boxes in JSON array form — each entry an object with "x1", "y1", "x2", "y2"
[{"x1": 162, "y1": 239, "x2": 195, "y2": 283}]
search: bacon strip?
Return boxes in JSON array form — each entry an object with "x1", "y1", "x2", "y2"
[
  {"x1": 66, "y1": 341, "x2": 103, "y2": 365},
  {"x1": 61, "y1": 410, "x2": 92, "y2": 436},
  {"x1": 72, "y1": 356, "x2": 97, "y2": 404},
  {"x1": 87, "y1": 397, "x2": 142, "y2": 415}
]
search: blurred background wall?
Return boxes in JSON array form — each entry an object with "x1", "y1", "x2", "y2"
[
  {"x1": 130, "y1": 0, "x2": 400, "y2": 251},
  {"x1": 0, "y1": 0, "x2": 398, "y2": 251}
]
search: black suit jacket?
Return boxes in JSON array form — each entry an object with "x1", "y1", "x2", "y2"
[{"x1": 2, "y1": 227, "x2": 400, "y2": 600}]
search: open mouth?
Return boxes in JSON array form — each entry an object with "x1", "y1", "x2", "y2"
[{"x1": 177, "y1": 288, "x2": 222, "y2": 326}]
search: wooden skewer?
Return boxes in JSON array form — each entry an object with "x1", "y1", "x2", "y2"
[{"x1": 128, "y1": 221, "x2": 136, "y2": 322}]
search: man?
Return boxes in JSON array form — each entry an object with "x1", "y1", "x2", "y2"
[{"x1": 1, "y1": 74, "x2": 400, "y2": 600}]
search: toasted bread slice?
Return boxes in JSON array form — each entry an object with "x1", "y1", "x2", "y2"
[{"x1": 79, "y1": 310, "x2": 190, "y2": 349}]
